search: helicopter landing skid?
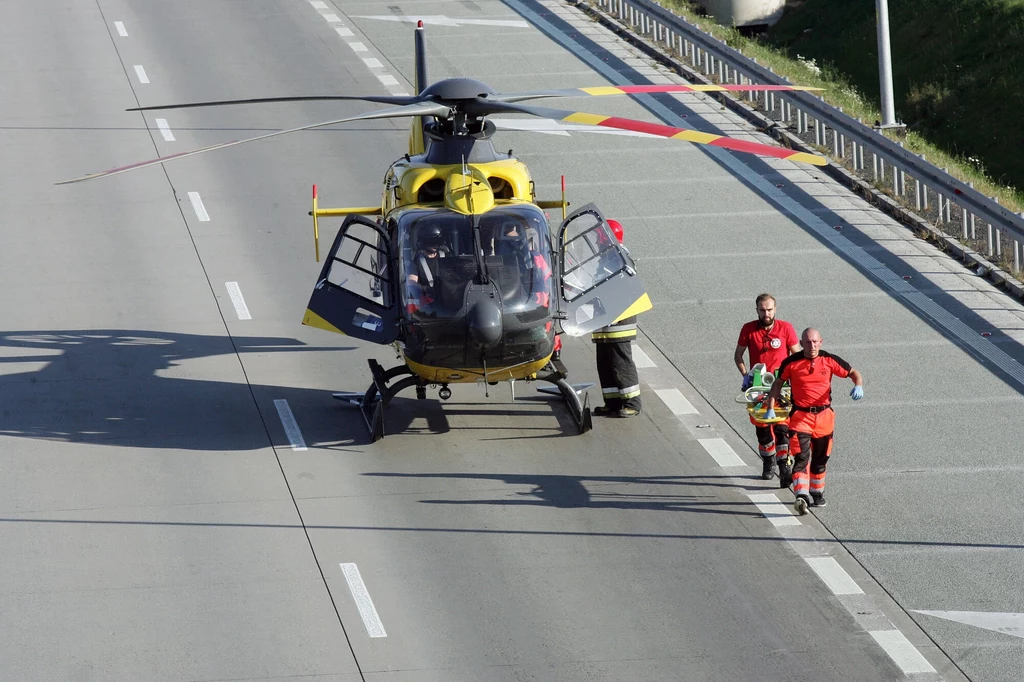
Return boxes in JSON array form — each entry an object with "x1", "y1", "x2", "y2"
[
  {"x1": 332, "y1": 359, "x2": 426, "y2": 442},
  {"x1": 536, "y1": 363, "x2": 593, "y2": 435}
]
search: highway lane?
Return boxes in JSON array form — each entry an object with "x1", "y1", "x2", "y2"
[{"x1": 0, "y1": 0, "x2": 1005, "y2": 680}]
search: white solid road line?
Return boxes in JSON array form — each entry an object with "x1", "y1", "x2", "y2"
[
  {"x1": 133, "y1": 65, "x2": 149, "y2": 84},
  {"x1": 187, "y1": 191, "x2": 210, "y2": 222},
  {"x1": 155, "y1": 118, "x2": 175, "y2": 142},
  {"x1": 697, "y1": 438, "x2": 745, "y2": 467},
  {"x1": 340, "y1": 563, "x2": 387, "y2": 638},
  {"x1": 273, "y1": 399, "x2": 307, "y2": 451},
  {"x1": 747, "y1": 493, "x2": 801, "y2": 527},
  {"x1": 868, "y1": 630, "x2": 937, "y2": 674},
  {"x1": 225, "y1": 282, "x2": 252, "y2": 320},
  {"x1": 654, "y1": 388, "x2": 698, "y2": 416},
  {"x1": 114, "y1": 21, "x2": 127, "y2": 37},
  {"x1": 803, "y1": 557, "x2": 864, "y2": 595},
  {"x1": 632, "y1": 345, "x2": 655, "y2": 368}
]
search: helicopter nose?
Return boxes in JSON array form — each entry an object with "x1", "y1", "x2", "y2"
[{"x1": 468, "y1": 300, "x2": 503, "y2": 349}]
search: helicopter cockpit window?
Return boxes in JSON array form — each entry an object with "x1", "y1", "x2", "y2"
[
  {"x1": 562, "y1": 211, "x2": 624, "y2": 301},
  {"x1": 324, "y1": 221, "x2": 392, "y2": 307},
  {"x1": 398, "y1": 206, "x2": 552, "y2": 317}
]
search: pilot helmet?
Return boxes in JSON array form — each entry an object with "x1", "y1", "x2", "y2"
[{"x1": 418, "y1": 224, "x2": 444, "y2": 248}]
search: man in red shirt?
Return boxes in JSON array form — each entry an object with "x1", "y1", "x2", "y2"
[
  {"x1": 734, "y1": 294, "x2": 801, "y2": 482},
  {"x1": 764, "y1": 328, "x2": 864, "y2": 514}
]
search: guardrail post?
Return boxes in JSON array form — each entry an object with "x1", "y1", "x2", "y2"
[
  {"x1": 915, "y1": 177, "x2": 923, "y2": 210},
  {"x1": 920, "y1": 156, "x2": 929, "y2": 209},
  {"x1": 989, "y1": 197, "x2": 999, "y2": 258},
  {"x1": 1016, "y1": 216, "x2": 1023, "y2": 272}
]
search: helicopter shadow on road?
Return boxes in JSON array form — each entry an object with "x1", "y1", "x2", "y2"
[
  {"x1": 523, "y1": 0, "x2": 1024, "y2": 396},
  {"x1": 362, "y1": 471, "x2": 763, "y2": 517},
  {"x1": 369, "y1": 390, "x2": 595, "y2": 441},
  {"x1": 0, "y1": 329, "x2": 375, "y2": 452}
]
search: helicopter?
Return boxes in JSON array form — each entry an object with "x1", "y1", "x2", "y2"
[{"x1": 60, "y1": 22, "x2": 825, "y2": 441}]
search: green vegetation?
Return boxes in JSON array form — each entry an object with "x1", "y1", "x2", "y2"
[{"x1": 657, "y1": 0, "x2": 1024, "y2": 211}]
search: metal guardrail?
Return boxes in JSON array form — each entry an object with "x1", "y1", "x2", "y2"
[{"x1": 580, "y1": 0, "x2": 1024, "y2": 275}]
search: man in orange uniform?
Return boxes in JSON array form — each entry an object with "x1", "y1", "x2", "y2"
[
  {"x1": 764, "y1": 328, "x2": 864, "y2": 514},
  {"x1": 734, "y1": 294, "x2": 800, "y2": 482}
]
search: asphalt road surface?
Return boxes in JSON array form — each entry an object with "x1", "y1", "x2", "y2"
[{"x1": 2, "y1": 0, "x2": 1022, "y2": 680}]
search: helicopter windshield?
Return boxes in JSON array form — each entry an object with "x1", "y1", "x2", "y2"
[{"x1": 398, "y1": 205, "x2": 553, "y2": 318}]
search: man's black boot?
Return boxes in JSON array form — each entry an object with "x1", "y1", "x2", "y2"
[
  {"x1": 760, "y1": 455, "x2": 775, "y2": 480},
  {"x1": 777, "y1": 457, "x2": 792, "y2": 489}
]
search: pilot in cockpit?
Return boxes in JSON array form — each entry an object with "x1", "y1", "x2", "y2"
[
  {"x1": 407, "y1": 224, "x2": 448, "y2": 311},
  {"x1": 497, "y1": 221, "x2": 551, "y2": 307}
]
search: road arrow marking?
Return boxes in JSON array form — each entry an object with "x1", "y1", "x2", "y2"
[
  {"x1": 914, "y1": 611, "x2": 1024, "y2": 639},
  {"x1": 357, "y1": 15, "x2": 529, "y2": 28}
]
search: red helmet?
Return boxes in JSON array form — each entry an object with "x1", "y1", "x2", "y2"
[{"x1": 607, "y1": 219, "x2": 624, "y2": 244}]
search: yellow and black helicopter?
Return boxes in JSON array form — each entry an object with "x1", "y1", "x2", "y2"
[{"x1": 61, "y1": 22, "x2": 824, "y2": 440}]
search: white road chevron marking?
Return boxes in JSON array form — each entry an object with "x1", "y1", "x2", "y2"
[{"x1": 914, "y1": 611, "x2": 1024, "y2": 639}]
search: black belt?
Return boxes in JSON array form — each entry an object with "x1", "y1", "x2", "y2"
[{"x1": 792, "y1": 404, "x2": 831, "y2": 414}]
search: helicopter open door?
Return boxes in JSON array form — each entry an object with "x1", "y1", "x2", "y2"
[
  {"x1": 303, "y1": 216, "x2": 401, "y2": 343},
  {"x1": 557, "y1": 204, "x2": 652, "y2": 337}
]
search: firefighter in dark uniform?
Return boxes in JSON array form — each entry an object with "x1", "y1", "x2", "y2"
[
  {"x1": 592, "y1": 219, "x2": 642, "y2": 418},
  {"x1": 763, "y1": 328, "x2": 864, "y2": 514}
]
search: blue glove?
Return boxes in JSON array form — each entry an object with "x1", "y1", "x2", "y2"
[
  {"x1": 741, "y1": 373, "x2": 753, "y2": 391},
  {"x1": 764, "y1": 408, "x2": 776, "y2": 420},
  {"x1": 850, "y1": 385, "x2": 864, "y2": 400}
]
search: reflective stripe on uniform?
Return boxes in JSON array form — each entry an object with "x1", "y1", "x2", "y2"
[{"x1": 602, "y1": 383, "x2": 641, "y2": 398}]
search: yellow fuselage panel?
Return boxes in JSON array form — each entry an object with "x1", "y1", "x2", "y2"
[
  {"x1": 383, "y1": 157, "x2": 535, "y2": 214},
  {"x1": 302, "y1": 308, "x2": 346, "y2": 335},
  {"x1": 405, "y1": 356, "x2": 551, "y2": 384}
]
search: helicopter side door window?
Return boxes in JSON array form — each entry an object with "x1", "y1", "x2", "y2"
[
  {"x1": 303, "y1": 216, "x2": 401, "y2": 343},
  {"x1": 557, "y1": 203, "x2": 649, "y2": 337}
]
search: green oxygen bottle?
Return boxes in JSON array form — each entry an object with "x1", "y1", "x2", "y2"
[{"x1": 752, "y1": 363, "x2": 764, "y2": 388}]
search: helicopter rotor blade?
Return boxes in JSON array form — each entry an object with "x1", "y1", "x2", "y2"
[
  {"x1": 57, "y1": 101, "x2": 452, "y2": 185},
  {"x1": 493, "y1": 83, "x2": 823, "y2": 104},
  {"x1": 473, "y1": 100, "x2": 827, "y2": 166},
  {"x1": 126, "y1": 94, "x2": 420, "y2": 112}
]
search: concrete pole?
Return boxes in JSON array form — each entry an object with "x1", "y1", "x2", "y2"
[{"x1": 876, "y1": 0, "x2": 898, "y2": 127}]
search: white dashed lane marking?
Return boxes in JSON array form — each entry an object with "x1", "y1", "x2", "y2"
[
  {"x1": 225, "y1": 282, "x2": 252, "y2": 321},
  {"x1": 804, "y1": 557, "x2": 863, "y2": 595},
  {"x1": 187, "y1": 191, "x2": 210, "y2": 221},
  {"x1": 362, "y1": 57, "x2": 383, "y2": 68},
  {"x1": 654, "y1": 388, "x2": 698, "y2": 416},
  {"x1": 747, "y1": 493, "x2": 801, "y2": 527},
  {"x1": 309, "y1": 1, "x2": 327, "y2": 9},
  {"x1": 869, "y1": 630, "x2": 937, "y2": 674},
  {"x1": 133, "y1": 65, "x2": 149, "y2": 84},
  {"x1": 340, "y1": 563, "x2": 387, "y2": 638},
  {"x1": 632, "y1": 345, "x2": 655, "y2": 368},
  {"x1": 697, "y1": 438, "x2": 745, "y2": 467},
  {"x1": 274, "y1": 399, "x2": 307, "y2": 451},
  {"x1": 114, "y1": 21, "x2": 127, "y2": 37},
  {"x1": 155, "y1": 118, "x2": 175, "y2": 141},
  {"x1": 348, "y1": 42, "x2": 369, "y2": 53},
  {"x1": 323, "y1": 13, "x2": 343, "y2": 23},
  {"x1": 335, "y1": 27, "x2": 354, "y2": 37}
]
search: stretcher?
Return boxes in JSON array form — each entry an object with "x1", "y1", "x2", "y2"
[{"x1": 734, "y1": 363, "x2": 791, "y2": 424}]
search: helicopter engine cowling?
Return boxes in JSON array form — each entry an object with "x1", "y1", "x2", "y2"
[{"x1": 467, "y1": 298, "x2": 503, "y2": 350}]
